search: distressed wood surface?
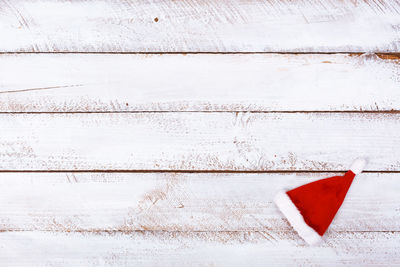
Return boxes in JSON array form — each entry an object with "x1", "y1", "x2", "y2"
[
  {"x1": 2, "y1": 0, "x2": 399, "y2": 264},
  {"x1": 0, "y1": 172, "x2": 398, "y2": 232},
  {"x1": 0, "y1": 53, "x2": 399, "y2": 112},
  {"x1": 0, "y1": 112, "x2": 399, "y2": 171},
  {"x1": 1, "y1": 231, "x2": 399, "y2": 266},
  {"x1": 1, "y1": 0, "x2": 400, "y2": 52}
]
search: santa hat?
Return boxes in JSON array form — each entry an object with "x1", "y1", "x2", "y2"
[{"x1": 274, "y1": 158, "x2": 367, "y2": 245}]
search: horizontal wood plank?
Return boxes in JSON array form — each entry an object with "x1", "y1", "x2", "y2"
[
  {"x1": 1, "y1": 231, "x2": 399, "y2": 266},
  {"x1": 1, "y1": 0, "x2": 400, "y2": 52},
  {"x1": 0, "y1": 172, "x2": 398, "y2": 232},
  {"x1": 0, "y1": 53, "x2": 399, "y2": 112},
  {"x1": 0, "y1": 112, "x2": 399, "y2": 171}
]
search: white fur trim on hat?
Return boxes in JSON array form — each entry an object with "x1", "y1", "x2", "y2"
[
  {"x1": 350, "y1": 158, "x2": 367, "y2": 175},
  {"x1": 274, "y1": 190, "x2": 322, "y2": 245}
]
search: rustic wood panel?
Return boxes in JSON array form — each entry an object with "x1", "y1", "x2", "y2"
[
  {"x1": 0, "y1": 112, "x2": 399, "y2": 171},
  {"x1": 0, "y1": 172, "x2": 398, "y2": 232},
  {"x1": 1, "y1": 0, "x2": 399, "y2": 52},
  {"x1": 1, "y1": 231, "x2": 399, "y2": 266},
  {"x1": 0, "y1": 53, "x2": 399, "y2": 112}
]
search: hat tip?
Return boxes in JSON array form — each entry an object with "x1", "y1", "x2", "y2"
[{"x1": 350, "y1": 158, "x2": 367, "y2": 174}]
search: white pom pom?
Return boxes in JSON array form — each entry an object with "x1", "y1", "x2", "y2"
[{"x1": 350, "y1": 158, "x2": 367, "y2": 174}]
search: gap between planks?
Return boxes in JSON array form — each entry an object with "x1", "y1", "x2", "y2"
[
  {"x1": 0, "y1": 111, "x2": 400, "y2": 114},
  {"x1": 0, "y1": 170, "x2": 398, "y2": 173},
  {"x1": 0, "y1": 52, "x2": 398, "y2": 59},
  {"x1": 0, "y1": 230, "x2": 398, "y2": 234}
]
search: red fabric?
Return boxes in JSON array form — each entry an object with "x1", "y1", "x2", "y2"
[{"x1": 286, "y1": 171, "x2": 356, "y2": 236}]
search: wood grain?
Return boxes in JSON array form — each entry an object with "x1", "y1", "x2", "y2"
[
  {"x1": 0, "y1": 112, "x2": 399, "y2": 171},
  {"x1": 1, "y1": 0, "x2": 399, "y2": 52},
  {"x1": 0, "y1": 53, "x2": 399, "y2": 112},
  {"x1": 1, "y1": 231, "x2": 399, "y2": 266},
  {"x1": 0, "y1": 172, "x2": 398, "y2": 232}
]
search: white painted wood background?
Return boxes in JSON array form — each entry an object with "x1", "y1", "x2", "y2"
[{"x1": 0, "y1": 0, "x2": 399, "y2": 266}]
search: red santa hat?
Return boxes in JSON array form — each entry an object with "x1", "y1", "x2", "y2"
[{"x1": 274, "y1": 158, "x2": 366, "y2": 245}]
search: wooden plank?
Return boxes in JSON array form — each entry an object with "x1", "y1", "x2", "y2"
[
  {"x1": 1, "y1": 231, "x2": 399, "y2": 266},
  {"x1": 0, "y1": 172, "x2": 398, "y2": 232},
  {"x1": 0, "y1": 53, "x2": 399, "y2": 112},
  {"x1": 0, "y1": 112, "x2": 399, "y2": 171},
  {"x1": 1, "y1": 0, "x2": 399, "y2": 52}
]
